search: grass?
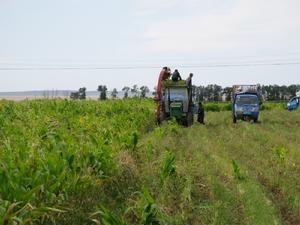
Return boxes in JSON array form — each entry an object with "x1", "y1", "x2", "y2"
[
  {"x1": 204, "y1": 101, "x2": 287, "y2": 112},
  {"x1": 0, "y1": 99, "x2": 299, "y2": 224}
]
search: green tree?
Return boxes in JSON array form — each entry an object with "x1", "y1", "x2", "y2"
[
  {"x1": 131, "y1": 84, "x2": 139, "y2": 97},
  {"x1": 204, "y1": 84, "x2": 222, "y2": 101},
  {"x1": 152, "y1": 86, "x2": 157, "y2": 97},
  {"x1": 194, "y1": 85, "x2": 205, "y2": 102},
  {"x1": 70, "y1": 92, "x2": 79, "y2": 100},
  {"x1": 122, "y1": 86, "x2": 130, "y2": 98},
  {"x1": 78, "y1": 87, "x2": 86, "y2": 100},
  {"x1": 288, "y1": 85, "x2": 298, "y2": 98},
  {"x1": 280, "y1": 85, "x2": 289, "y2": 100},
  {"x1": 98, "y1": 85, "x2": 108, "y2": 100},
  {"x1": 111, "y1": 88, "x2": 118, "y2": 99},
  {"x1": 140, "y1": 86, "x2": 150, "y2": 98},
  {"x1": 213, "y1": 85, "x2": 222, "y2": 101},
  {"x1": 222, "y1": 87, "x2": 233, "y2": 102}
]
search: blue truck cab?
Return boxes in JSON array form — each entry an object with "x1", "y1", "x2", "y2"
[
  {"x1": 287, "y1": 96, "x2": 300, "y2": 111},
  {"x1": 232, "y1": 85, "x2": 261, "y2": 123}
]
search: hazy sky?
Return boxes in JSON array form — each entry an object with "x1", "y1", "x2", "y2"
[{"x1": 1, "y1": 0, "x2": 300, "y2": 91}]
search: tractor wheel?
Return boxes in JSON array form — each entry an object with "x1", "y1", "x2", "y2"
[
  {"x1": 183, "y1": 112, "x2": 194, "y2": 127},
  {"x1": 157, "y1": 118, "x2": 161, "y2": 125},
  {"x1": 233, "y1": 115, "x2": 237, "y2": 124},
  {"x1": 245, "y1": 116, "x2": 251, "y2": 122},
  {"x1": 157, "y1": 110, "x2": 165, "y2": 125},
  {"x1": 187, "y1": 112, "x2": 194, "y2": 126}
]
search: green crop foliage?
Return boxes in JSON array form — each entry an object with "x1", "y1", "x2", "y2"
[
  {"x1": 232, "y1": 160, "x2": 245, "y2": 181},
  {"x1": 160, "y1": 151, "x2": 176, "y2": 183},
  {"x1": 130, "y1": 188, "x2": 165, "y2": 225},
  {"x1": 274, "y1": 146, "x2": 288, "y2": 162},
  {"x1": 0, "y1": 98, "x2": 155, "y2": 223},
  {"x1": 0, "y1": 99, "x2": 299, "y2": 225},
  {"x1": 89, "y1": 207, "x2": 128, "y2": 225}
]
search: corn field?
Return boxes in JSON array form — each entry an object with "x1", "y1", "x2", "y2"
[{"x1": 0, "y1": 99, "x2": 299, "y2": 225}]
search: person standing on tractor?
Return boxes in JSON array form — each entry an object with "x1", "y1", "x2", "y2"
[
  {"x1": 186, "y1": 73, "x2": 193, "y2": 87},
  {"x1": 162, "y1": 67, "x2": 171, "y2": 80},
  {"x1": 156, "y1": 67, "x2": 172, "y2": 124},
  {"x1": 197, "y1": 102, "x2": 205, "y2": 124},
  {"x1": 185, "y1": 73, "x2": 194, "y2": 106},
  {"x1": 172, "y1": 69, "x2": 182, "y2": 81}
]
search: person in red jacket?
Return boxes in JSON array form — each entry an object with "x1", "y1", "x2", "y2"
[
  {"x1": 162, "y1": 67, "x2": 171, "y2": 80},
  {"x1": 156, "y1": 67, "x2": 171, "y2": 123}
]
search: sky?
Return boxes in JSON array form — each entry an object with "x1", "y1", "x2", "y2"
[{"x1": 1, "y1": 0, "x2": 300, "y2": 91}]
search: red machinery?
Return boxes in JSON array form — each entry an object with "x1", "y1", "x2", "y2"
[{"x1": 155, "y1": 67, "x2": 170, "y2": 123}]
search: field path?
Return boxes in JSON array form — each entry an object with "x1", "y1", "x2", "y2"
[{"x1": 134, "y1": 110, "x2": 300, "y2": 225}]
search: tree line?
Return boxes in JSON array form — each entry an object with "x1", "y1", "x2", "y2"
[
  {"x1": 70, "y1": 85, "x2": 151, "y2": 100},
  {"x1": 70, "y1": 84, "x2": 300, "y2": 101},
  {"x1": 193, "y1": 84, "x2": 300, "y2": 102}
]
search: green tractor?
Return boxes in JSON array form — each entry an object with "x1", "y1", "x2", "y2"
[{"x1": 156, "y1": 79, "x2": 194, "y2": 126}]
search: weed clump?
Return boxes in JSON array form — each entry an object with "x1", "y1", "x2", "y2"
[{"x1": 232, "y1": 160, "x2": 246, "y2": 181}]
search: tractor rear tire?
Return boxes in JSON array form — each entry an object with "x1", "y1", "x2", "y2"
[
  {"x1": 183, "y1": 112, "x2": 194, "y2": 127},
  {"x1": 157, "y1": 110, "x2": 166, "y2": 125},
  {"x1": 233, "y1": 116, "x2": 237, "y2": 124}
]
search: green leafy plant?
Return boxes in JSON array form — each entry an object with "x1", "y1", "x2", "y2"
[
  {"x1": 231, "y1": 160, "x2": 245, "y2": 181},
  {"x1": 160, "y1": 151, "x2": 176, "y2": 183},
  {"x1": 0, "y1": 99, "x2": 155, "y2": 223},
  {"x1": 90, "y1": 207, "x2": 127, "y2": 225},
  {"x1": 130, "y1": 188, "x2": 164, "y2": 225},
  {"x1": 273, "y1": 146, "x2": 288, "y2": 162}
]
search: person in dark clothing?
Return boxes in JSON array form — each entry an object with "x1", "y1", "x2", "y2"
[
  {"x1": 186, "y1": 73, "x2": 193, "y2": 87},
  {"x1": 172, "y1": 69, "x2": 182, "y2": 81},
  {"x1": 197, "y1": 102, "x2": 205, "y2": 124},
  {"x1": 185, "y1": 73, "x2": 193, "y2": 103}
]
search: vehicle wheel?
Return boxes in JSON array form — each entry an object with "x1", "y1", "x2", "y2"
[
  {"x1": 233, "y1": 116, "x2": 237, "y2": 124},
  {"x1": 158, "y1": 110, "x2": 165, "y2": 124},
  {"x1": 187, "y1": 112, "x2": 194, "y2": 126},
  {"x1": 181, "y1": 118, "x2": 188, "y2": 127},
  {"x1": 253, "y1": 117, "x2": 258, "y2": 123}
]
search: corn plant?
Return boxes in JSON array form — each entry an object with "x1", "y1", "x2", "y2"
[
  {"x1": 89, "y1": 207, "x2": 127, "y2": 225},
  {"x1": 160, "y1": 151, "x2": 176, "y2": 183},
  {"x1": 231, "y1": 160, "x2": 245, "y2": 181},
  {"x1": 0, "y1": 99, "x2": 155, "y2": 223},
  {"x1": 130, "y1": 188, "x2": 165, "y2": 225}
]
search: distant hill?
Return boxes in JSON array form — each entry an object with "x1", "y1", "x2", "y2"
[
  {"x1": 0, "y1": 90, "x2": 74, "y2": 97},
  {"x1": 0, "y1": 90, "x2": 102, "y2": 97},
  {"x1": 0, "y1": 90, "x2": 154, "y2": 100}
]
